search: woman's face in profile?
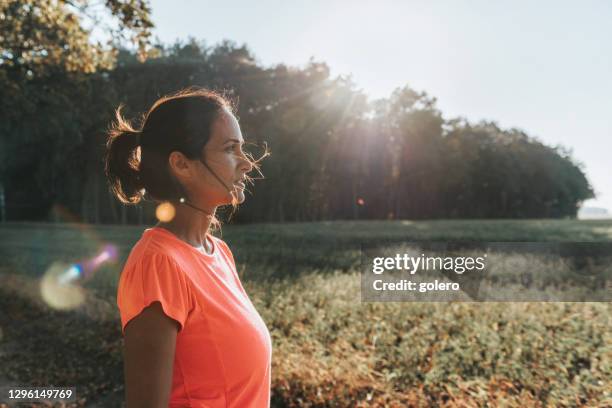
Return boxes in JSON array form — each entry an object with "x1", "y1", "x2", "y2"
[{"x1": 194, "y1": 109, "x2": 253, "y2": 206}]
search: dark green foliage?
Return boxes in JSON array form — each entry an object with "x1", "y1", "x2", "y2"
[{"x1": 0, "y1": 3, "x2": 595, "y2": 223}]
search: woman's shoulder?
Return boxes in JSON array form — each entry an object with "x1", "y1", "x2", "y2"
[
  {"x1": 123, "y1": 227, "x2": 187, "y2": 270},
  {"x1": 122, "y1": 227, "x2": 234, "y2": 273},
  {"x1": 116, "y1": 229, "x2": 196, "y2": 335}
]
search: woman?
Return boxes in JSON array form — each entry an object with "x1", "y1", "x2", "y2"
[{"x1": 105, "y1": 88, "x2": 272, "y2": 407}]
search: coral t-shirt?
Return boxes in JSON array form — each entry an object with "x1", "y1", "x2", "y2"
[{"x1": 117, "y1": 226, "x2": 272, "y2": 407}]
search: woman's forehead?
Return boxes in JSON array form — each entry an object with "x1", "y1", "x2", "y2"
[{"x1": 210, "y1": 110, "x2": 242, "y2": 144}]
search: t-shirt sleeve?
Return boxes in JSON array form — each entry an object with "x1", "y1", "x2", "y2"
[{"x1": 117, "y1": 252, "x2": 194, "y2": 335}]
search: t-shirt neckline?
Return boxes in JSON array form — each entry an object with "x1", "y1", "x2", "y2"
[{"x1": 148, "y1": 226, "x2": 216, "y2": 257}]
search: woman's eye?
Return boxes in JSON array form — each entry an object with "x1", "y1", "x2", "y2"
[{"x1": 227, "y1": 143, "x2": 245, "y2": 154}]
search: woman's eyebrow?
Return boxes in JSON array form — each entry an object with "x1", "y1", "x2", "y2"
[{"x1": 222, "y1": 138, "x2": 244, "y2": 145}]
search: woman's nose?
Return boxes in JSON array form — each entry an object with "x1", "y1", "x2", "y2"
[{"x1": 239, "y1": 152, "x2": 253, "y2": 173}]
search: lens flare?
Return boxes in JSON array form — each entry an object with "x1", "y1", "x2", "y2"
[
  {"x1": 66, "y1": 244, "x2": 118, "y2": 284},
  {"x1": 156, "y1": 202, "x2": 176, "y2": 222},
  {"x1": 41, "y1": 262, "x2": 86, "y2": 310},
  {"x1": 57, "y1": 264, "x2": 82, "y2": 285},
  {"x1": 41, "y1": 244, "x2": 119, "y2": 309},
  {"x1": 40, "y1": 205, "x2": 124, "y2": 308}
]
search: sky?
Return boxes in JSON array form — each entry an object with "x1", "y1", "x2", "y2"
[{"x1": 147, "y1": 0, "x2": 611, "y2": 212}]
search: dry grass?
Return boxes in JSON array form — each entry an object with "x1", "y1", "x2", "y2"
[{"x1": 0, "y1": 219, "x2": 611, "y2": 406}]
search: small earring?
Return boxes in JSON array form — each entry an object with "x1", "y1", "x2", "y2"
[{"x1": 179, "y1": 197, "x2": 185, "y2": 203}]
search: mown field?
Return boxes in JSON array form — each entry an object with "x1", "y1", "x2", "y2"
[{"x1": 0, "y1": 219, "x2": 611, "y2": 407}]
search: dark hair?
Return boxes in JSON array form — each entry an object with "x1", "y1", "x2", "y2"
[{"x1": 104, "y1": 87, "x2": 266, "y2": 224}]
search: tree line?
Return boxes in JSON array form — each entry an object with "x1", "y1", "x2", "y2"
[{"x1": 0, "y1": 1, "x2": 594, "y2": 224}]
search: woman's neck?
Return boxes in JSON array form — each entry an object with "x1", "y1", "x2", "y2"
[{"x1": 156, "y1": 202, "x2": 216, "y2": 253}]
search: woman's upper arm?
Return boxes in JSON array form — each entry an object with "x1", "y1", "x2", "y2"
[{"x1": 123, "y1": 301, "x2": 180, "y2": 408}]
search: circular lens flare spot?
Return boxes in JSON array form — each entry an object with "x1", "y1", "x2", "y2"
[
  {"x1": 41, "y1": 262, "x2": 86, "y2": 310},
  {"x1": 156, "y1": 202, "x2": 176, "y2": 222}
]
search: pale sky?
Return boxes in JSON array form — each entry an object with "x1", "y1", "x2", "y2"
[{"x1": 147, "y1": 0, "x2": 611, "y2": 212}]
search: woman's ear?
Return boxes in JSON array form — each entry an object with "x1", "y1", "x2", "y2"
[{"x1": 168, "y1": 151, "x2": 193, "y2": 181}]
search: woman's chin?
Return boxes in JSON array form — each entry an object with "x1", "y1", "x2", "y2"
[{"x1": 228, "y1": 190, "x2": 246, "y2": 205}]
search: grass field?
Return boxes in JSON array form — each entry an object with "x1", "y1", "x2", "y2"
[{"x1": 0, "y1": 219, "x2": 611, "y2": 407}]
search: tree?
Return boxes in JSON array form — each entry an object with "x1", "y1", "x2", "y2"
[
  {"x1": 0, "y1": 0, "x2": 153, "y2": 221},
  {"x1": 0, "y1": 0, "x2": 153, "y2": 77},
  {"x1": 0, "y1": 7, "x2": 595, "y2": 222}
]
